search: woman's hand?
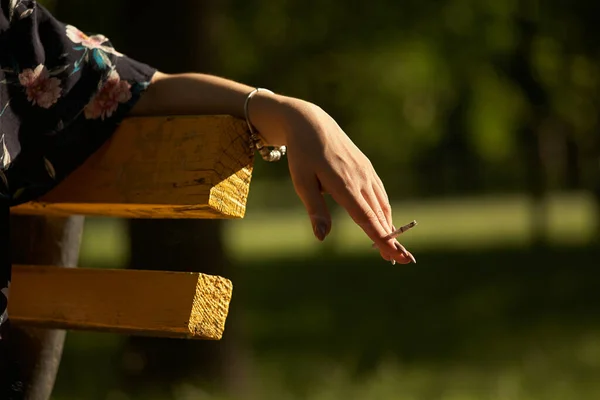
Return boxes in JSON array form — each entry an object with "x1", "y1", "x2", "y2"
[{"x1": 248, "y1": 92, "x2": 416, "y2": 264}]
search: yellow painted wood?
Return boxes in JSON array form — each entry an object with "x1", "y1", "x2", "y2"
[
  {"x1": 12, "y1": 115, "x2": 254, "y2": 219},
  {"x1": 9, "y1": 265, "x2": 233, "y2": 340}
]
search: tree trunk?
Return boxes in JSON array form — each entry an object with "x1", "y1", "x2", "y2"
[
  {"x1": 592, "y1": 136, "x2": 600, "y2": 245},
  {"x1": 507, "y1": 6, "x2": 550, "y2": 247},
  {"x1": 439, "y1": 80, "x2": 481, "y2": 195},
  {"x1": 564, "y1": 133, "x2": 580, "y2": 190},
  {"x1": 9, "y1": 215, "x2": 85, "y2": 400}
]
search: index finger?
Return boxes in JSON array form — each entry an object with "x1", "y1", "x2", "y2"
[
  {"x1": 331, "y1": 186, "x2": 412, "y2": 263},
  {"x1": 371, "y1": 220, "x2": 418, "y2": 248}
]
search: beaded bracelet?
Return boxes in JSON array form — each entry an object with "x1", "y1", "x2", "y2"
[{"x1": 244, "y1": 88, "x2": 287, "y2": 162}]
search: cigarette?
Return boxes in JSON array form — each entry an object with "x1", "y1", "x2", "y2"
[{"x1": 372, "y1": 220, "x2": 418, "y2": 248}]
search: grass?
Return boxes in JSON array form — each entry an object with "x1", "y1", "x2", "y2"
[
  {"x1": 53, "y1": 192, "x2": 599, "y2": 400},
  {"x1": 55, "y1": 247, "x2": 600, "y2": 400},
  {"x1": 79, "y1": 191, "x2": 597, "y2": 266}
]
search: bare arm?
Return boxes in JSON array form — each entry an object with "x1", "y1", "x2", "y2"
[
  {"x1": 131, "y1": 72, "x2": 251, "y2": 118},
  {"x1": 131, "y1": 71, "x2": 289, "y2": 145},
  {"x1": 131, "y1": 71, "x2": 416, "y2": 264}
]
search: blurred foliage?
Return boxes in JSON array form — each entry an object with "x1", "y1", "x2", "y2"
[
  {"x1": 34, "y1": 0, "x2": 600, "y2": 398},
  {"x1": 43, "y1": 0, "x2": 600, "y2": 209},
  {"x1": 212, "y1": 0, "x2": 599, "y2": 201}
]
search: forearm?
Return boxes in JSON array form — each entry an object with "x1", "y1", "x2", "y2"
[
  {"x1": 131, "y1": 72, "x2": 253, "y2": 117},
  {"x1": 130, "y1": 71, "x2": 296, "y2": 145}
]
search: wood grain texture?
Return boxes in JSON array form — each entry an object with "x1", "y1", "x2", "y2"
[
  {"x1": 9, "y1": 265, "x2": 233, "y2": 340},
  {"x1": 12, "y1": 116, "x2": 254, "y2": 219}
]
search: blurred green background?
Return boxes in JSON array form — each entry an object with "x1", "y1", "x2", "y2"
[{"x1": 39, "y1": 0, "x2": 600, "y2": 398}]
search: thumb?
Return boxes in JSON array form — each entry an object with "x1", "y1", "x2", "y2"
[{"x1": 292, "y1": 172, "x2": 332, "y2": 241}]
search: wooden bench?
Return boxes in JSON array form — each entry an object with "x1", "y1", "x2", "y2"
[{"x1": 8, "y1": 115, "x2": 254, "y2": 341}]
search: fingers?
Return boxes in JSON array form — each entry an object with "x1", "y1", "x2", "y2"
[
  {"x1": 363, "y1": 186, "x2": 397, "y2": 262},
  {"x1": 331, "y1": 184, "x2": 412, "y2": 264},
  {"x1": 371, "y1": 220, "x2": 418, "y2": 248},
  {"x1": 368, "y1": 181, "x2": 415, "y2": 264},
  {"x1": 292, "y1": 170, "x2": 332, "y2": 241},
  {"x1": 372, "y1": 181, "x2": 393, "y2": 233}
]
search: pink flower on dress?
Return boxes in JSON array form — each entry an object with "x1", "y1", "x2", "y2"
[
  {"x1": 84, "y1": 70, "x2": 132, "y2": 120},
  {"x1": 65, "y1": 25, "x2": 124, "y2": 57},
  {"x1": 18, "y1": 64, "x2": 62, "y2": 108}
]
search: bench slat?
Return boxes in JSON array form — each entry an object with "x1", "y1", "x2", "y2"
[
  {"x1": 9, "y1": 265, "x2": 233, "y2": 340},
  {"x1": 12, "y1": 115, "x2": 253, "y2": 219}
]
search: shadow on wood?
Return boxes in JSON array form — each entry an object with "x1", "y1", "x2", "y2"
[{"x1": 12, "y1": 116, "x2": 254, "y2": 219}]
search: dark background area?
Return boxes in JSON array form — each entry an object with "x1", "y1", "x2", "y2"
[{"x1": 37, "y1": 0, "x2": 600, "y2": 398}]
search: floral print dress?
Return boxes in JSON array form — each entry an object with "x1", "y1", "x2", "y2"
[{"x1": 1, "y1": 1, "x2": 156, "y2": 396}]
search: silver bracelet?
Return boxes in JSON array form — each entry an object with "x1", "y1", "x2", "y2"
[{"x1": 244, "y1": 88, "x2": 287, "y2": 162}]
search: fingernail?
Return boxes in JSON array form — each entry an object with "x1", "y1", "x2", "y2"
[
  {"x1": 314, "y1": 222, "x2": 328, "y2": 241},
  {"x1": 390, "y1": 259, "x2": 396, "y2": 266},
  {"x1": 394, "y1": 241, "x2": 409, "y2": 257},
  {"x1": 408, "y1": 253, "x2": 417, "y2": 264}
]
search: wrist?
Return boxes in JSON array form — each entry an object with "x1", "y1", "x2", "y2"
[
  {"x1": 246, "y1": 90, "x2": 291, "y2": 146},
  {"x1": 248, "y1": 91, "x2": 310, "y2": 146}
]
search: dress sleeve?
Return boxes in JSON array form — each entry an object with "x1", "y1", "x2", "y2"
[{"x1": 0, "y1": 0, "x2": 157, "y2": 206}]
